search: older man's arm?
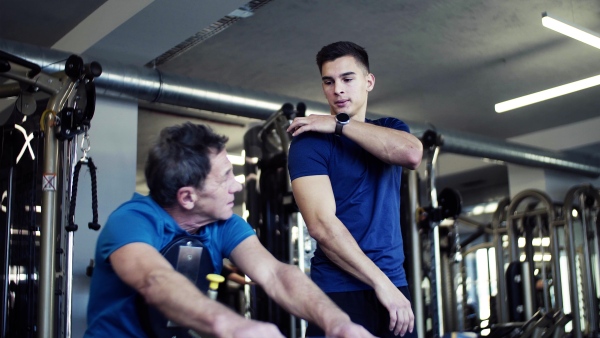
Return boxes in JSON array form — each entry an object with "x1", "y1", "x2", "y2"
[
  {"x1": 110, "y1": 242, "x2": 283, "y2": 338},
  {"x1": 231, "y1": 236, "x2": 376, "y2": 338}
]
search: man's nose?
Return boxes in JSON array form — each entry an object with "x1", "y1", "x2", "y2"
[
  {"x1": 232, "y1": 180, "x2": 243, "y2": 193},
  {"x1": 334, "y1": 81, "x2": 344, "y2": 94}
]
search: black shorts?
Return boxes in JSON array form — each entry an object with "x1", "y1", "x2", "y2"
[{"x1": 305, "y1": 286, "x2": 417, "y2": 338}]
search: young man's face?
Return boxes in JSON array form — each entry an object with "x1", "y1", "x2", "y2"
[
  {"x1": 193, "y1": 149, "x2": 242, "y2": 222},
  {"x1": 320, "y1": 55, "x2": 374, "y2": 118}
]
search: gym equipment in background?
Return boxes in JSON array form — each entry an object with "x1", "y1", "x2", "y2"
[
  {"x1": 0, "y1": 50, "x2": 101, "y2": 338},
  {"x1": 243, "y1": 102, "x2": 306, "y2": 338}
]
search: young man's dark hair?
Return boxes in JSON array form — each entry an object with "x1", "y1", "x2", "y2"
[{"x1": 316, "y1": 41, "x2": 370, "y2": 73}]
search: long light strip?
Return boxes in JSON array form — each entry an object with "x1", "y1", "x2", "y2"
[
  {"x1": 495, "y1": 74, "x2": 600, "y2": 112},
  {"x1": 495, "y1": 12, "x2": 600, "y2": 113},
  {"x1": 542, "y1": 12, "x2": 600, "y2": 50}
]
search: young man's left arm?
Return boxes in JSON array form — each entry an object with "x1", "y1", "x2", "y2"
[
  {"x1": 342, "y1": 119, "x2": 423, "y2": 167},
  {"x1": 287, "y1": 114, "x2": 423, "y2": 168},
  {"x1": 230, "y1": 236, "x2": 376, "y2": 338}
]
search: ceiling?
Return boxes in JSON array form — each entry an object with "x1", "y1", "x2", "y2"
[{"x1": 2, "y1": 0, "x2": 600, "y2": 210}]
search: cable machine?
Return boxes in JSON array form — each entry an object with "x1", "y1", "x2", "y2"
[
  {"x1": 411, "y1": 127, "x2": 598, "y2": 338},
  {"x1": 243, "y1": 102, "x2": 306, "y2": 338},
  {"x1": 561, "y1": 184, "x2": 600, "y2": 337},
  {"x1": 417, "y1": 129, "x2": 463, "y2": 338},
  {"x1": 0, "y1": 50, "x2": 101, "y2": 338}
]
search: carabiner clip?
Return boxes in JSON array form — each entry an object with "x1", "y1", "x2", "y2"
[{"x1": 80, "y1": 130, "x2": 91, "y2": 162}]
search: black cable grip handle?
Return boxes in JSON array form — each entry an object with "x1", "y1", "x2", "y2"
[{"x1": 66, "y1": 157, "x2": 101, "y2": 232}]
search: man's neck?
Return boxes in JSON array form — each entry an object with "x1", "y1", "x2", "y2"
[{"x1": 164, "y1": 206, "x2": 209, "y2": 234}]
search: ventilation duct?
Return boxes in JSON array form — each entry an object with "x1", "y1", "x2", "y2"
[
  {"x1": 429, "y1": 128, "x2": 600, "y2": 178},
  {"x1": 1, "y1": 38, "x2": 599, "y2": 177}
]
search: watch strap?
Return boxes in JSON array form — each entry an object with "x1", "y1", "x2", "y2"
[{"x1": 335, "y1": 122, "x2": 344, "y2": 135}]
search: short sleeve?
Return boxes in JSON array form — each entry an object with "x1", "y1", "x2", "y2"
[
  {"x1": 216, "y1": 215, "x2": 256, "y2": 258},
  {"x1": 97, "y1": 207, "x2": 163, "y2": 262},
  {"x1": 371, "y1": 117, "x2": 410, "y2": 133},
  {"x1": 288, "y1": 132, "x2": 331, "y2": 181}
]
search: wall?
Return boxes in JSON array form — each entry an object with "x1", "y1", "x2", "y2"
[
  {"x1": 508, "y1": 165, "x2": 600, "y2": 202},
  {"x1": 69, "y1": 96, "x2": 137, "y2": 337}
]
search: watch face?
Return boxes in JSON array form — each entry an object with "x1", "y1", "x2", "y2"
[{"x1": 336, "y1": 113, "x2": 350, "y2": 123}]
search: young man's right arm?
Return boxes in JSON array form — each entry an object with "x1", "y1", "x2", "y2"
[
  {"x1": 291, "y1": 175, "x2": 415, "y2": 337},
  {"x1": 109, "y1": 242, "x2": 284, "y2": 338}
]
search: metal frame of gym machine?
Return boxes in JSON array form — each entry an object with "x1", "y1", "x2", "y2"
[
  {"x1": 243, "y1": 102, "x2": 307, "y2": 338},
  {"x1": 454, "y1": 189, "x2": 573, "y2": 337},
  {"x1": 497, "y1": 189, "x2": 567, "y2": 337},
  {"x1": 0, "y1": 50, "x2": 101, "y2": 338},
  {"x1": 489, "y1": 184, "x2": 600, "y2": 337},
  {"x1": 560, "y1": 185, "x2": 600, "y2": 337},
  {"x1": 413, "y1": 129, "x2": 600, "y2": 338},
  {"x1": 415, "y1": 129, "x2": 464, "y2": 338},
  {"x1": 445, "y1": 185, "x2": 600, "y2": 337}
]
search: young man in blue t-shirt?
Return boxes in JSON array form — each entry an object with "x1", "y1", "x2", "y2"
[{"x1": 287, "y1": 41, "x2": 423, "y2": 337}]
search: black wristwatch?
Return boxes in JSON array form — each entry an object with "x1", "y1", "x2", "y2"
[{"x1": 335, "y1": 113, "x2": 350, "y2": 136}]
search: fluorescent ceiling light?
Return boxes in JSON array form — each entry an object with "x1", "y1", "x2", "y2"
[
  {"x1": 495, "y1": 74, "x2": 600, "y2": 113},
  {"x1": 495, "y1": 12, "x2": 600, "y2": 113},
  {"x1": 542, "y1": 12, "x2": 600, "y2": 50}
]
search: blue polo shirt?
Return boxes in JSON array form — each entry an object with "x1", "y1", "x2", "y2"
[{"x1": 84, "y1": 193, "x2": 255, "y2": 337}]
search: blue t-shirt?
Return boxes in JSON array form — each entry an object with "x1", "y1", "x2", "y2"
[
  {"x1": 84, "y1": 193, "x2": 255, "y2": 337},
  {"x1": 288, "y1": 117, "x2": 409, "y2": 293}
]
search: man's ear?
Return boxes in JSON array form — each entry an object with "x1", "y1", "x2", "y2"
[
  {"x1": 366, "y1": 73, "x2": 375, "y2": 92},
  {"x1": 177, "y1": 186, "x2": 196, "y2": 211}
]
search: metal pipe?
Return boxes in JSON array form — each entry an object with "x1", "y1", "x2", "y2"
[
  {"x1": 38, "y1": 110, "x2": 59, "y2": 338},
  {"x1": 564, "y1": 211, "x2": 582, "y2": 337},
  {"x1": 491, "y1": 197, "x2": 510, "y2": 324},
  {"x1": 0, "y1": 39, "x2": 307, "y2": 121},
  {"x1": 579, "y1": 192, "x2": 599, "y2": 333},
  {"x1": 65, "y1": 230, "x2": 74, "y2": 338},
  {"x1": 37, "y1": 69, "x2": 79, "y2": 338},
  {"x1": 425, "y1": 145, "x2": 445, "y2": 337},
  {"x1": 63, "y1": 139, "x2": 78, "y2": 338},
  {"x1": 440, "y1": 252, "x2": 456, "y2": 332},
  {"x1": 593, "y1": 209, "x2": 600, "y2": 334},
  {"x1": 295, "y1": 213, "x2": 307, "y2": 338},
  {"x1": 536, "y1": 214, "x2": 549, "y2": 312},
  {"x1": 433, "y1": 129, "x2": 600, "y2": 178},
  {"x1": 521, "y1": 261, "x2": 533, "y2": 320},
  {"x1": 455, "y1": 215, "x2": 494, "y2": 234},
  {"x1": 288, "y1": 213, "x2": 296, "y2": 338},
  {"x1": 461, "y1": 242, "x2": 494, "y2": 257},
  {"x1": 549, "y1": 218, "x2": 564, "y2": 311},
  {"x1": 523, "y1": 220, "x2": 536, "y2": 316},
  {"x1": 1, "y1": 166, "x2": 14, "y2": 337},
  {"x1": 407, "y1": 170, "x2": 424, "y2": 338},
  {"x1": 0, "y1": 82, "x2": 21, "y2": 97},
  {"x1": 1, "y1": 38, "x2": 599, "y2": 177},
  {"x1": 579, "y1": 205, "x2": 593, "y2": 334}
]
